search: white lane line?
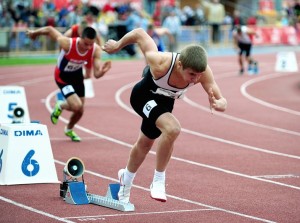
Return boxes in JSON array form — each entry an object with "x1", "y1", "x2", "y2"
[
  {"x1": 50, "y1": 136, "x2": 102, "y2": 141},
  {"x1": 0, "y1": 196, "x2": 75, "y2": 223},
  {"x1": 3, "y1": 63, "x2": 280, "y2": 223},
  {"x1": 254, "y1": 174, "x2": 300, "y2": 179},
  {"x1": 116, "y1": 82, "x2": 300, "y2": 159},
  {"x1": 241, "y1": 72, "x2": 300, "y2": 116},
  {"x1": 182, "y1": 128, "x2": 300, "y2": 159},
  {"x1": 54, "y1": 161, "x2": 275, "y2": 223},
  {"x1": 65, "y1": 208, "x2": 216, "y2": 219},
  {"x1": 46, "y1": 92, "x2": 278, "y2": 222},
  {"x1": 183, "y1": 96, "x2": 300, "y2": 137}
]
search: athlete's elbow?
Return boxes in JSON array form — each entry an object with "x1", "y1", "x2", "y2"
[{"x1": 94, "y1": 71, "x2": 104, "y2": 79}]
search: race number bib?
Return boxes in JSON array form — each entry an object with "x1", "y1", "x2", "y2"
[
  {"x1": 64, "y1": 61, "x2": 82, "y2": 72},
  {"x1": 62, "y1": 85, "x2": 75, "y2": 95},
  {"x1": 143, "y1": 100, "x2": 157, "y2": 118}
]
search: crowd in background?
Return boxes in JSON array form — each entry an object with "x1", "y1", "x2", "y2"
[{"x1": 0, "y1": 0, "x2": 299, "y2": 53}]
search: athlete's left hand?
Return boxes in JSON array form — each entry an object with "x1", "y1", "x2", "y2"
[
  {"x1": 208, "y1": 87, "x2": 227, "y2": 112},
  {"x1": 101, "y1": 61, "x2": 112, "y2": 74}
]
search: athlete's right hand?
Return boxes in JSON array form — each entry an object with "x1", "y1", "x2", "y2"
[
  {"x1": 102, "y1": 40, "x2": 119, "y2": 54},
  {"x1": 26, "y1": 30, "x2": 37, "y2": 40}
]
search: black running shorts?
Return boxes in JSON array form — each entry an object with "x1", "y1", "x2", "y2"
[
  {"x1": 130, "y1": 66, "x2": 175, "y2": 139},
  {"x1": 56, "y1": 80, "x2": 85, "y2": 98},
  {"x1": 238, "y1": 42, "x2": 252, "y2": 57}
]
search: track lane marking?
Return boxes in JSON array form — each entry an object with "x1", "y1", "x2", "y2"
[
  {"x1": 53, "y1": 161, "x2": 275, "y2": 223},
  {"x1": 65, "y1": 208, "x2": 218, "y2": 220},
  {"x1": 116, "y1": 82, "x2": 300, "y2": 159},
  {"x1": 0, "y1": 196, "x2": 75, "y2": 223},
  {"x1": 241, "y1": 72, "x2": 300, "y2": 116}
]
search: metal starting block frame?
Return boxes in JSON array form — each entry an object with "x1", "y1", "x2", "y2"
[{"x1": 61, "y1": 182, "x2": 135, "y2": 212}]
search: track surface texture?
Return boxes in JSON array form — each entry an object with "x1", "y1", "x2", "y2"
[{"x1": 1, "y1": 50, "x2": 300, "y2": 223}]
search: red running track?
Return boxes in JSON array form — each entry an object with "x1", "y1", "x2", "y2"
[{"x1": 0, "y1": 52, "x2": 300, "y2": 223}]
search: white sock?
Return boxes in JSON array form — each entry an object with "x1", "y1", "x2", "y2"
[
  {"x1": 153, "y1": 169, "x2": 165, "y2": 183},
  {"x1": 123, "y1": 167, "x2": 136, "y2": 185}
]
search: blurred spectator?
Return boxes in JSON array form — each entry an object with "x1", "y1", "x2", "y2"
[
  {"x1": 231, "y1": 10, "x2": 244, "y2": 30},
  {"x1": 98, "y1": 4, "x2": 117, "y2": 38},
  {"x1": 143, "y1": 0, "x2": 158, "y2": 15},
  {"x1": 45, "y1": 12, "x2": 56, "y2": 26},
  {"x1": 57, "y1": 13, "x2": 69, "y2": 28},
  {"x1": 182, "y1": 6, "x2": 196, "y2": 26},
  {"x1": 223, "y1": 13, "x2": 232, "y2": 25},
  {"x1": 194, "y1": 2, "x2": 205, "y2": 25},
  {"x1": 146, "y1": 23, "x2": 174, "y2": 52},
  {"x1": 276, "y1": 10, "x2": 289, "y2": 26},
  {"x1": 67, "y1": 6, "x2": 83, "y2": 26},
  {"x1": 118, "y1": 6, "x2": 141, "y2": 56},
  {"x1": 294, "y1": 0, "x2": 300, "y2": 30},
  {"x1": 42, "y1": 0, "x2": 56, "y2": 15},
  {"x1": 0, "y1": 11, "x2": 15, "y2": 28},
  {"x1": 13, "y1": 19, "x2": 28, "y2": 49},
  {"x1": 162, "y1": 9, "x2": 181, "y2": 52},
  {"x1": 0, "y1": 1, "x2": 3, "y2": 17},
  {"x1": 200, "y1": 0, "x2": 225, "y2": 43},
  {"x1": 247, "y1": 15, "x2": 257, "y2": 26},
  {"x1": 295, "y1": 0, "x2": 300, "y2": 18}
]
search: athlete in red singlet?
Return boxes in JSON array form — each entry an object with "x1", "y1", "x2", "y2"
[
  {"x1": 64, "y1": 20, "x2": 103, "y2": 81},
  {"x1": 27, "y1": 26, "x2": 111, "y2": 142}
]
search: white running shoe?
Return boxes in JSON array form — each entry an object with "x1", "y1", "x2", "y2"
[
  {"x1": 118, "y1": 169, "x2": 132, "y2": 203},
  {"x1": 150, "y1": 181, "x2": 167, "y2": 202}
]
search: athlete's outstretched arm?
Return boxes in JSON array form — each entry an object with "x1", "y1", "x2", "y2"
[
  {"x1": 26, "y1": 26, "x2": 63, "y2": 41},
  {"x1": 26, "y1": 26, "x2": 70, "y2": 51},
  {"x1": 102, "y1": 28, "x2": 158, "y2": 56}
]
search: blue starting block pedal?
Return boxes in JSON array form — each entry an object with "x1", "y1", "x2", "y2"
[
  {"x1": 56, "y1": 92, "x2": 65, "y2": 102},
  {"x1": 64, "y1": 181, "x2": 89, "y2": 205},
  {"x1": 106, "y1": 183, "x2": 120, "y2": 200},
  {"x1": 87, "y1": 183, "x2": 135, "y2": 212}
]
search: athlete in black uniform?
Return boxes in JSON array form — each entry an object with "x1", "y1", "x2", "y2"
[{"x1": 103, "y1": 28, "x2": 227, "y2": 204}]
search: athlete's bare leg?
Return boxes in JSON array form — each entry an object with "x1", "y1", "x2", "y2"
[
  {"x1": 154, "y1": 112, "x2": 181, "y2": 171},
  {"x1": 60, "y1": 94, "x2": 85, "y2": 129},
  {"x1": 126, "y1": 131, "x2": 155, "y2": 173}
]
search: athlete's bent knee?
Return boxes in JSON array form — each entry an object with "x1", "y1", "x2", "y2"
[
  {"x1": 70, "y1": 103, "x2": 83, "y2": 113},
  {"x1": 165, "y1": 125, "x2": 181, "y2": 139}
]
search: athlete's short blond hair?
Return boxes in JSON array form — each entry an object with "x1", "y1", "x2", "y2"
[{"x1": 179, "y1": 44, "x2": 207, "y2": 72}]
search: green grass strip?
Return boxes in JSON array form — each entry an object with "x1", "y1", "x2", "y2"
[
  {"x1": 0, "y1": 57, "x2": 56, "y2": 66},
  {"x1": 0, "y1": 55, "x2": 137, "y2": 66}
]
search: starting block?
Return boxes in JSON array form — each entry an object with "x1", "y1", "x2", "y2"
[
  {"x1": 60, "y1": 157, "x2": 135, "y2": 211},
  {"x1": 63, "y1": 181, "x2": 89, "y2": 205},
  {"x1": 61, "y1": 181, "x2": 135, "y2": 211},
  {"x1": 88, "y1": 183, "x2": 135, "y2": 212},
  {"x1": 56, "y1": 92, "x2": 65, "y2": 102}
]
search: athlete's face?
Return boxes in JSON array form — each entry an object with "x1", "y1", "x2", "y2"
[
  {"x1": 182, "y1": 68, "x2": 204, "y2": 84},
  {"x1": 79, "y1": 37, "x2": 95, "y2": 51}
]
